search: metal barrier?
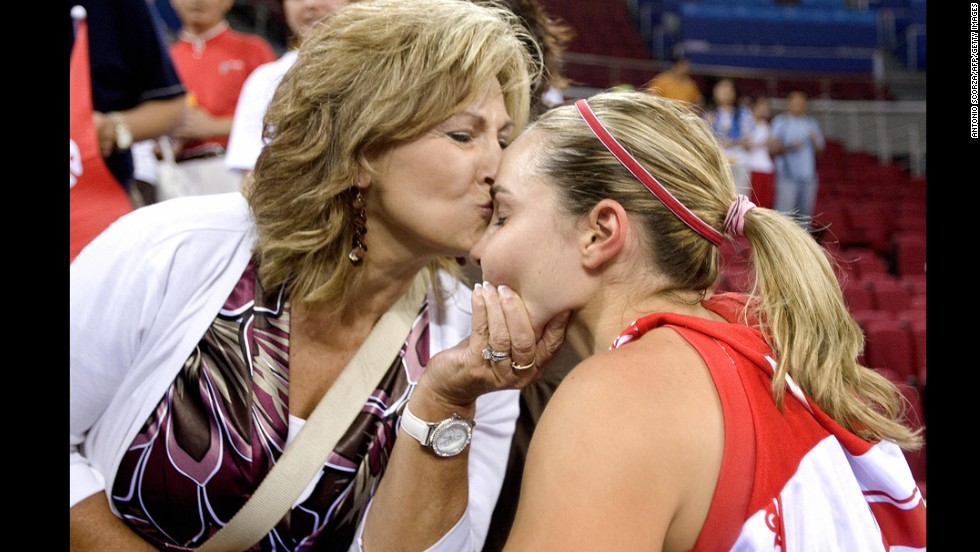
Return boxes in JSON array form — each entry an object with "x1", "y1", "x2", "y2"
[
  {"x1": 786, "y1": 98, "x2": 927, "y2": 176},
  {"x1": 563, "y1": 85, "x2": 926, "y2": 177}
]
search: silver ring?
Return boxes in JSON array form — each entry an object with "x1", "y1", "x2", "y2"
[
  {"x1": 482, "y1": 347, "x2": 510, "y2": 362},
  {"x1": 510, "y1": 360, "x2": 535, "y2": 372}
]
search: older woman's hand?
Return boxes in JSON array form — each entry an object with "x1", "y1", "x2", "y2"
[{"x1": 419, "y1": 282, "x2": 570, "y2": 408}]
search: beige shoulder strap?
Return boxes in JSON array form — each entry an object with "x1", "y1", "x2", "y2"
[{"x1": 197, "y1": 271, "x2": 430, "y2": 551}]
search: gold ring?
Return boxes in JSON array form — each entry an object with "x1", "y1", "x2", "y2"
[{"x1": 510, "y1": 360, "x2": 535, "y2": 371}]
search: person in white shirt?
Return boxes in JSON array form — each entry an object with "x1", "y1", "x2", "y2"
[
  {"x1": 743, "y1": 95, "x2": 775, "y2": 208},
  {"x1": 704, "y1": 78, "x2": 754, "y2": 197},
  {"x1": 224, "y1": 0, "x2": 349, "y2": 180},
  {"x1": 70, "y1": 2, "x2": 568, "y2": 550}
]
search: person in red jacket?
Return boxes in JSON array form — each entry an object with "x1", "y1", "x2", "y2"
[{"x1": 165, "y1": 0, "x2": 276, "y2": 194}]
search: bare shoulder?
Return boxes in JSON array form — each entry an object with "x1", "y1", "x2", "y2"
[
  {"x1": 508, "y1": 326, "x2": 725, "y2": 551},
  {"x1": 550, "y1": 326, "x2": 711, "y2": 412}
]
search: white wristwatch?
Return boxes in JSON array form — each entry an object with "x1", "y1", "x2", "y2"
[
  {"x1": 107, "y1": 111, "x2": 133, "y2": 151},
  {"x1": 399, "y1": 403, "x2": 474, "y2": 458}
]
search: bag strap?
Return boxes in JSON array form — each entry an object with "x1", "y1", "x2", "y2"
[{"x1": 197, "y1": 271, "x2": 430, "y2": 551}]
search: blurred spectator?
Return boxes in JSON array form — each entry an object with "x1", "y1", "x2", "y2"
[
  {"x1": 705, "y1": 77, "x2": 753, "y2": 196},
  {"x1": 160, "y1": 0, "x2": 277, "y2": 197},
  {"x1": 769, "y1": 90, "x2": 825, "y2": 231},
  {"x1": 643, "y1": 56, "x2": 703, "y2": 111},
  {"x1": 225, "y1": 0, "x2": 349, "y2": 181},
  {"x1": 744, "y1": 95, "x2": 775, "y2": 209},
  {"x1": 68, "y1": 0, "x2": 187, "y2": 194},
  {"x1": 491, "y1": 0, "x2": 574, "y2": 118}
]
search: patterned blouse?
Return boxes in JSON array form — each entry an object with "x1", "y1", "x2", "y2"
[{"x1": 111, "y1": 260, "x2": 431, "y2": 550}]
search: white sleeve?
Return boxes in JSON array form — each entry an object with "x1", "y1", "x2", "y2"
[
  {"x1": 70, "y1": 196, "x2": 256, "y2": 510},
  {"x1": 130, "y1": 139, "x2": 160, "y2": 185},
  {"x1": 225, "y1": 64, "x2": 277, "y2": 172},
  {"x1": 810, "y1": 118, "x2": 826, "y2": 149},
  {"x1": 351, "y1": 389, "x2": 520, "y2": 552},
  {"x1": 69, "y1": 211, "x2": 164, "y2": 508}
]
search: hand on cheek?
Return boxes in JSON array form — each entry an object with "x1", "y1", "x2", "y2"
[{"x1": 415, "y1": 282, "x2": 570, "y2": 409}]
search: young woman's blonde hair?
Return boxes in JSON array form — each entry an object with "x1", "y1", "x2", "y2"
[
  {"x1": 526, "y1": 91, "x2": 922, "y2": 450},
  {"x1": 246, "y1": 0, "x2": 540, "y2": 311}
]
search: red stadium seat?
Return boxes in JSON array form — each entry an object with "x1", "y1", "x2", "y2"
[
  {"x1": 896, "y1": 383, "x2": 926, "y2": 485},
  {"x1": 852, "y1": 252, "x2": 890, "y2": 279},
  {"x1": 864, "y1": 276, "x2": 911, "y2": 313},
  {"x1": 898, "y1": 314, "x2": 926, "y2": 386},
  {"x1": 812, "y1": 204, "x2": 854, "y2": 246},
  {"x1": 899, "y1": 274, "x2": 927, "y2": 297},
  {"x1": 893, "y1": 212, "x2": 926, "y2": 233},
  {"x1": 851, "y1": 309, "x2": 893, "y2": 367},
  {"x1": 896, "y1": 308, "x2": 926, "y2": 329},
  {"x1": 893, "y1": 233, "x2": 927, "y2": 277},
  {"x1": 863, "y1": 319, "x2": 915, "y2": 384},
  {"x1": 845, "y1": 201, "x2": 893, "y2": 253},
  {"x1": 832, "y1": 246, "x2": 887, "y2": 280},
  {"x1": 851, "y1": 309, "x2": 893, "y2": 328},
  {"x1": 841, "y1": 281, "x2": 875, "y2": 312}
]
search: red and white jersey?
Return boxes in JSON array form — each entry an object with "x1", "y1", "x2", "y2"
[{"x1": 612, "y1": 293, "x2": 926, "y2": 551}]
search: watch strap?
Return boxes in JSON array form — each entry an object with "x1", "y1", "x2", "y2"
[{"x1": 400, "y1": 403, "x2": 434, "y2": 447}]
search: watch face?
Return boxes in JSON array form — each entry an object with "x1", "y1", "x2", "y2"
[{"x1": 431, "y1": 418, "x2": 473, "y2": 457}]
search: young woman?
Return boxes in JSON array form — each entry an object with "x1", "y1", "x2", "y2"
[{"x1": 472, "y1": 91, "x2": 926, "y2": 551}]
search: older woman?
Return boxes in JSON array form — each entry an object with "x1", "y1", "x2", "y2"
[{"x1": 69, "y1": 1, "x2": 567, "y2": 550}]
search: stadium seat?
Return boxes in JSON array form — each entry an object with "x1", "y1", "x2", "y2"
[
  {"x1": 893, "y1": 211, "x2": 926, "y2": 234},
  {"x1": 864, "y1": 275, "x2": 911, "y2": 313},
  {"x1": 897, "y1": 383, "x2": 926, "y2": 485},
  {"x1": 863, "y1": 318, "x2": 915, "y2": 384},
  {"x1": 845, "y1": 201, "x2": 893, "y2": 253},
  {"x1": 893, "y1": 233, "x2": 927, "y2": 277},
  {"x1": 841, "y1": 281, "x2": 875, "y2": 312},
  {"x1": 851, "y1": 309, "x2": 892, "y2": 367},
  {"x1": 899, "y1": 273, "x2": 927, "y2": 297},
  {"x1": 812, "y1": 202, "x2": 854, "y2": 246},
  {"x1": 850, "y1": 251, "x2": 890, "y2": 279},
  {"x1": 898, "y1": 313, "x2": 926, "y2": 385}
]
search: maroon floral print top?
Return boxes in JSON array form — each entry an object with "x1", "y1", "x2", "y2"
[{"x1": 111, "y1": 260, "x2": 431, "y2": 550}]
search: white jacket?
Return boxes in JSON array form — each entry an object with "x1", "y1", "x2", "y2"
[{"x1": 70, "y1": 192, "x2": 518, "y2": 551}]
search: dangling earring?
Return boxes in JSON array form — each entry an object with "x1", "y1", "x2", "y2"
[{"x1": 348, "y1": 189, "x2": 367, "y2": 266}]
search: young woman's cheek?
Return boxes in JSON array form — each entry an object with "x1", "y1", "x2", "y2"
[{"x1": 480, "y1": 231, "x2": 523, "y2": 288}]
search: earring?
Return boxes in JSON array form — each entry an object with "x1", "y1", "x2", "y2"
[{"x1": 348, "y1": 189, "x2": 367, "y2": 266}]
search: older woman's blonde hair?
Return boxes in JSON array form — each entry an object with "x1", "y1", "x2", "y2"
[
  {"x1": 526, "y1": 91, "x2": 922, "y2": 450},
  {"x1": 247, "y1": 0, "x2": 540, "y2": 311}
]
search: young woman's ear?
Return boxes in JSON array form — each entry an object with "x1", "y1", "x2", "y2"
[{"x1": 580, "y1": 198, "x2": 628, "y2": 269}]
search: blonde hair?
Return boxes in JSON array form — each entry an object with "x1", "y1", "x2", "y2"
[
  {"x1": 246, "y1": 0, "x2": 540, "y2": 311},
  {"x1": 527, "y1": 91, "x2": 922, "y2": 450}
]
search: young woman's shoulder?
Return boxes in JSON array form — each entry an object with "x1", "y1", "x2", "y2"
[{"x1": 511, "y1": 326, "x2": 725, "y2": 550}]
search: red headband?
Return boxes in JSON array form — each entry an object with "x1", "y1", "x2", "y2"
[{"x1": 574, "y1": 99, "x2": 724, "y2": 247}]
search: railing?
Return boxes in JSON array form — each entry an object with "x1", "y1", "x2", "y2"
[
  {"x1": 560, "y1": 52, "x2": 890, "y2": 99},
  {"x1": 789, "y1": 98, "x2": 927, "y2": 176},
  {"x1": 563, "y1": 82, "x2": 926, "y2": 177}
]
